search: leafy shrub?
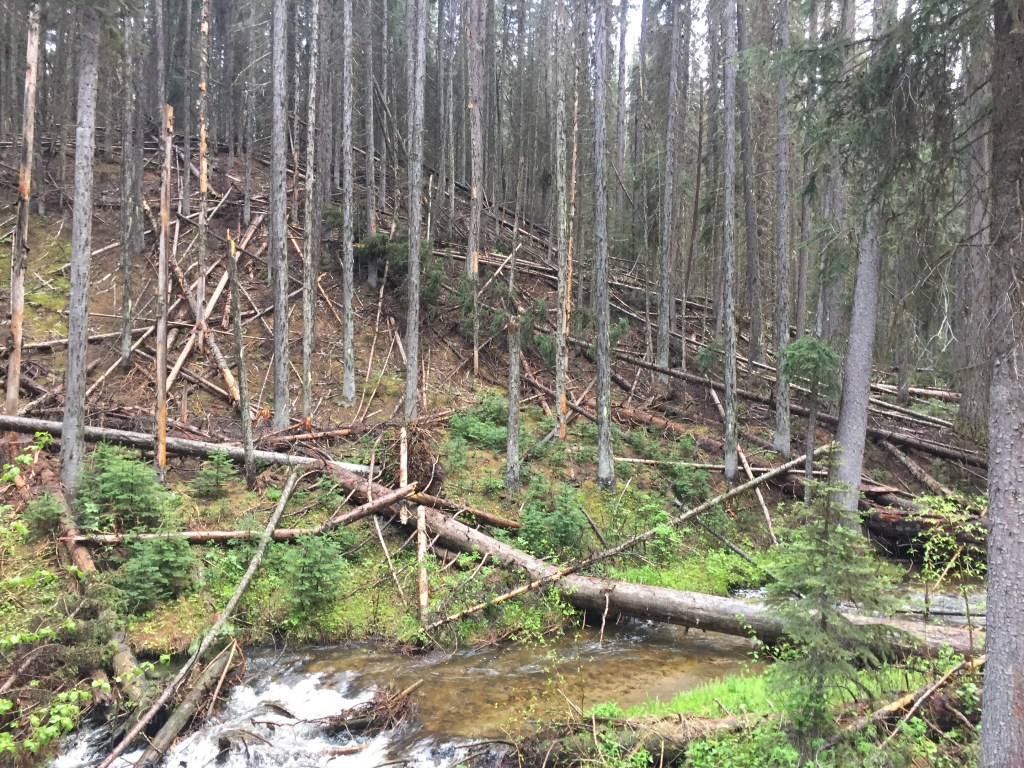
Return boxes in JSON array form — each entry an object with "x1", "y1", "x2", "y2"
[
  {"x1": 519, "y1": 480, "x2": 587, "y2": 559},
  {"x1": 118, "y1": 535, "x2": 195, "y2": 611},
  {"x1": 695, "y1": 340, "x2": 724, "y2": 377},
  {"x1": 448, "y1": 394, "x2": 509, "y2": 451},
  {"x1": 665, "y1": 464, "x2": 710, "y2": 506},
  {"x1": 75, "y1": 444, "x2": 173, "y2": 532},
  {"x1": 190, "y1": 451, "x2": 238, "y2": 500},
  {"x1": 283, "y1": 534, "x2": 345, "y2": 614},
  {"x1": 22, "y1": 492, "x2": 64, "y2": 540}
]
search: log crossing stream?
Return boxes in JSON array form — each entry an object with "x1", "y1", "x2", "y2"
[{"x1": 52, "y1": 623, "x2": 755, "y2": 767}]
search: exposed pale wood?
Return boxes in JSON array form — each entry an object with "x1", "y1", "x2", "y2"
[{"x1": 878, "y1": 440, "x2": 955, "y2": 497}]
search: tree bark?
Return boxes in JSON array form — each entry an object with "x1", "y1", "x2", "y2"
[
  {"x1": 954, "y1": 26, "x2": 991, "y2": 443},
  {"x1": 656, "y1": 0, "x2": 682, "y2": 382},
  {"x1": 594, "y1": 0, "x2": 614, "y2": 489},
  {"x1": 772, "y1": 0, "x2": 791, "y2": 457},
  {"x1": 721, "y1": 0, "x2": 739, "y2": 483},
  {"x1": 60, "y1": 5, "x2": 101, "y2": 494},
  {"x1": 340, "y1": 0, "x2": 357, "y2": 406},
  {"x1": 980, "y1": 3, "x2": 1024, "y2": 763},
  {"x1": 227, "y1": 231, "x2": 256, "y2": 488},
  {"x1": 553, "y1": 0, "x2": 569, "y2": 440},
  {"x1": 196, "y1": 0, "x2": 210, "y2": 341},
  {"x1": 467, "y1": 0, "x2": 487, "y2": 377},
  {"x1": 404, "y1": 0, "x2": 427, "y2": 420},
  {"x1": 4, "y1": 2, "x2": 39, "y2": 420},
  {"x1": 832, "y1": 207, "x2": 884, "y2": 514},
  {"x1": 303, "y1": 0, "x2": 323, "y2": 416},
  {"x1": 155, "y1": 106, "x2": 173, "y2": 477},
  {"x1": 270, "y1": 0, "x2": 290, "y2": 430},
  {"x1": 119, "y1": 11, "x2": 144, "y2": 372},
  {"x1": 736, "y1": 1, "x2": 760, "y2": 365},
  {"x1": 505, "y1": 314, "x2": 521, "y2": 492}
]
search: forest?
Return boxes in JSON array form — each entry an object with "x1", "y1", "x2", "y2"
[{"x1": 0, "y1": 0, "x2": 1020, "y2": 765}]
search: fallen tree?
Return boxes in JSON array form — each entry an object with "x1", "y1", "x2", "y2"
[
  {"x1": 0, "y1": 415, "x2": 369, "y2": 475},
  {"x1": 311, "y1": 450, "x2": 979, "y2": 657},
  {"x1": 67, "y1": 483, "x2": 418, "y2": 545}
]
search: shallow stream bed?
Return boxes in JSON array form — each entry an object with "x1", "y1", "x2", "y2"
[{"x1": 53, "y1": 622, "x2": 755, "y2": 768}]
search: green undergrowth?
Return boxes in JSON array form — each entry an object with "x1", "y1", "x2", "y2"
[
  {"x1": 0, "y1": 212, "x2": 72, "y2": 342},
  {"x1": 585, "y1": 656, "x2": 979, "y2": 767}
]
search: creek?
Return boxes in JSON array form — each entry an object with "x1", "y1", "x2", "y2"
[{"x1": 52, "y1": 622, "x2": 754, "y2": 768}]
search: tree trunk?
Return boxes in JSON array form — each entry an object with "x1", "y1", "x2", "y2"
[
  {"x1": 155, "y1": 106, "x2": 173, "y2": 478},
  {"x1": 553, "y1": 0, "x2": 569, "y2": 440},
  {"x1": 340, "y1": 0, "x2": 356, "y2": 405},
  {"x1": 365, "y1": 2, "x2": 378, "y2": 236},
  {"x1": 154, "y1": 0, "x2": 166, "y2": 124},
  {"x1": 736, "y1": 1, "x2": 760, "y2": 365},
  {"x1": 954, "y1": 27, "x2": 991, "y2": 443},
  {"x1": 226, "y1": 232, "x2": 256, "y2": 488},
  {"x1": 4, "y1": 2, "x2": 39, "y2": 420},
  {"x1": 980, "y1": 3, "x2": 1024, "y2": 763},
  {"x1": 119, "y1": 12, "x2": 144, "y2": 372},
  {"x1": 594, "y1": 0, "x2": 614, "y2": 489},
  {"x1": 505, "y1": 314, "x2": 521, "y2": 492},
  {"x1": 196, "y1": 0, "x2": 210, "y2": 341},
  {"x1": 302, "y1": 0, "x2": 323, "y2": 417},
  {"x1": 467, "y1": 0, "x2": 486, "y2": 377},
  {"x1": 613, "y1": 0, "x2": 628, "y2": 228},
  {"x1": 772, "y1": 0, "x2": 791, "y2": 457},
  {"x1": 404, "y1": 0, "x2": 427, "y2": 421},
  {"x1": 656, "y1": 0, "x2": 681, "y2": 383},
  {"x1": 832, "y1": 206, "x2": 884, "y2": 514},
  {"x1": 59, "y1": 5, "x2": 101, "y2": 493},
  {"x1": 270, "y1": 0, "x2": 290, "y2": 430},
  {"x1": 721, "y1": 0, "x2": 739, "y2": 483}
]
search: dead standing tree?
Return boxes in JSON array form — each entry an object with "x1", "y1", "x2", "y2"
[
  {"x1": 60, "y1": 4, "x2": 102, "y2": 493},
  {"x1": 4, "y1": 1, "x2": 40, "y2": 422}
]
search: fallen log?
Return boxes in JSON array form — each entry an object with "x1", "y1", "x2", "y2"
[
  {"x1": 878, "y1": 441, "x2": 956, "y2": 497},
  {"x1": 0, "y1": 414, "x2": 369, "y2": 475},
  {"x1": 134, "y1": 643, "x2": 239, "y2": 768},
  {"x1": 69, "y1": 483, "x2": 418, "y2": 544},
  {"x1": 860, "y1": 504, "x2": 987, "y2": 552},
  {"x1": 311, "y1": 451, "x2": 977, "y2": 656},
  {"x1": 613, "y1": 352, "x2": 987, "y2": 469},
  {"x1": 827, "y1": 655, "x2": 984, "y2": 748},
  {"x1": 417, "y1": 505, "x2": 977, "y2": 656},
  {"x1": 410, "y1": 490, "x2": 522, "y2": 529},
  {"x1": 98, "y1": 473, "x2": 300, "y2": 768}
]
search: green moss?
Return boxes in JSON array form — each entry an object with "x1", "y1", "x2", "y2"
[{"x1": 608, "y1": 549, "x2": 763, "y2": 597}]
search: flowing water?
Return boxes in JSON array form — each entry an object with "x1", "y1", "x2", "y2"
[{"x1": 53, "y1": 623, "x2": 755, "y2": 768}]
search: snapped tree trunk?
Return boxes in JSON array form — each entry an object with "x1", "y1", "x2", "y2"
[{"x1": 340, "y1": 0, "x2": 357, "y2": 406}]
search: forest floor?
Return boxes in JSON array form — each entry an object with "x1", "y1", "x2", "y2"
[{"x1": 0, "y1": 148, "x2": 989, "y2": 766}]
